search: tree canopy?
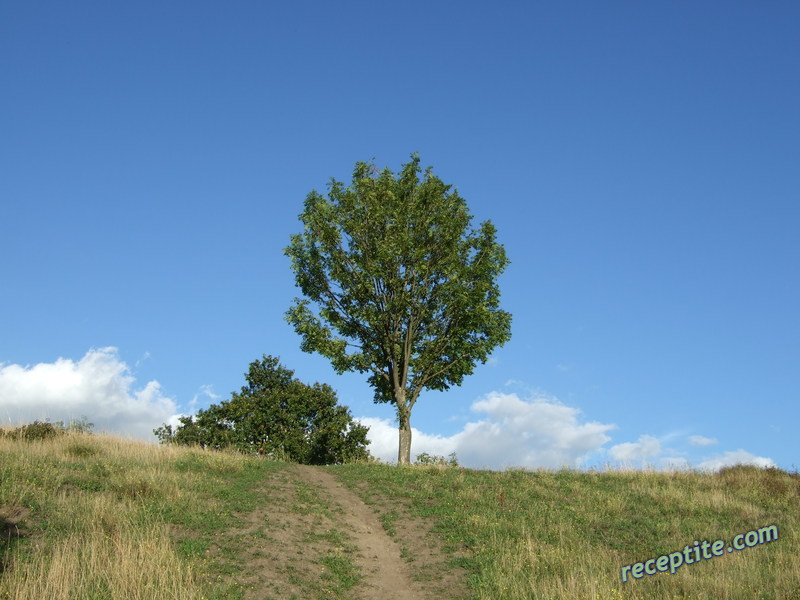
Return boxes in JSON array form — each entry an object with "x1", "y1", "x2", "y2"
[
  {"x1": 285, "y1": 154, "x2": 512, "y2": 464},
  {"x1": 154, "y1": 355, "x2": 371, "y2": 465}
]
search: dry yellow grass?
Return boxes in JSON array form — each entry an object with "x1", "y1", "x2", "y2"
[
  {"x1": 2, "y1": 495, "x2": 200, "y2": 600},
  {"x1": 0, "y1": 429, "x2": 221, "y2": 600}
]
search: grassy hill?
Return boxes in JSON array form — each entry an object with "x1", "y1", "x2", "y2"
[{"x1": 1, "y1": 427, "x2": 797, "y2": 599}]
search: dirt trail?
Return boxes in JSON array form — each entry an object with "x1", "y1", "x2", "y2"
[
  {"x1": 293, "y1": 465, "x2": 422, "y2": 600},
  {"x1": 227, "y1": 464, "x2": 467, "y2": 600}
]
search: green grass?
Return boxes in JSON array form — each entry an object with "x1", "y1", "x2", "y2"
[
  {"x1": 0, "y1": 429, "x2": 285, "y2": 599},
  {"x1": 329, "y1": 463, "x2": 800, "y2": 600},
  {"x1": 2, "y1": 428, "x2": 798, "y2": 599},
  {"x1": 0, "y1": 428, "x2": 366, "y2": 600},
  {"x1": 284, "y1": 480, "x2": 362, "y2": 599},
  {"x1": 380, "y1": 509, "x2": 399, "y2": 537}
]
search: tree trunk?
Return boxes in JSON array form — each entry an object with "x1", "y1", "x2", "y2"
[
  {"x1": 398, "y1": 409, "x2": 412, "y2": 465},
  {"x1": 396, "y1": 386, "x2": 412, "y2": 465}
]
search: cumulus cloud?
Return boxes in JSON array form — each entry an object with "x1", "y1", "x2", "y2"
[
  {"x1": 659, "y1": 457, "x2": 691, "y2": 470},
  {"x1": 0, "y1": 347, "x2": 177, "y2": 440},
  {"x1": 357, "y1": 417, "x2": 457, "y2": 463},
  {"x1": 357, "y1": 391, "x2": 616, "y2": 469},
  {"x1": 608, "y1": 434, "x2": 662, "y2": 467},
  {"x1": 688, "y1": 435, "x2": 718, "y2": 447},
  {"x1": 607, "y1": 435, "x2": 697, "y2": 470},
  {"x1": 696, "y1": 450, "x2": 776, "y2": 472},
  {"x1": 605, "y1": 434, "x2": 774, "y2": 471}
]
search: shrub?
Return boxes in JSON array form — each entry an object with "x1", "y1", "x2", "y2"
[
  {"x1": 414, "y1": 452, "x2": 459, "y2": 467},
  {"x1": 11, "y1": 420, "x2": 64, "y2": 441},
  {"x1": 61, "y1": 416, "x2": 95, "y2": 434},
  {"x1": 155, "y1": 355, "x2": 372, "y2": 465}
]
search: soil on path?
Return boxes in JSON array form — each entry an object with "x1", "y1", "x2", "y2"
[
  {"x1": 295, "y1": 465, "x2": 421, "y2": 600},
  {"x1": 224, "y1": 464, "x2": 469, "y2": 600}
]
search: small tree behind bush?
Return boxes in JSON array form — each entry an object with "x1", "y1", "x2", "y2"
[
  {"x1": 1, "y1": 418, "x2": 94, "y2": 441},
  {"x1": 11, "y1": 420, "x2": 63, "y2": 441},
  {"x1": 155, "y1": 355, "x2": 371, "y2": 465},
  {"x1": 414, "y1": 452, "x2": 459, "y2": 467}
]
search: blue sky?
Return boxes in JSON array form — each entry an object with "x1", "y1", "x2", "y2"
[{"x1": 2, "y1": 2, "x2": 798, "y2": 470}]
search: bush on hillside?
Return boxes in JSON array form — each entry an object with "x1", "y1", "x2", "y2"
[
  {"x1": 154, "y1": 355, "x2": 372, "y2": 465},
  {"x1": 1, "y1": 417, "x2": 95, "y2": 441},
  {"x1": 414, "y1": 452, "x2": 459, "y2": 467},
  {"x1": 7, "y1": 420, "x2": 63, "y2": 441}
]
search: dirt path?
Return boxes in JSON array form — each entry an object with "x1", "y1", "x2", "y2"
[
  {"x1": 294, "y1": 465, "x2": 422, "y2": 600},
  {"x1": 224, "y1": 464, "x2": 467, "y2": 600}
]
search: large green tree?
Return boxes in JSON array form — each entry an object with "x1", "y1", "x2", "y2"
[
  {"x1": 285, "y1": 154, "x2": 512, "y2": 464},
  {"x1": 154, "y1": 355, "x2": 371, "y2": 465}
]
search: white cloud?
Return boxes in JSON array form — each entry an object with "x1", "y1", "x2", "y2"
[
  {"x1": 166, "y1": 413, "x2": 189, "y2": 431},
  {"x1": 190, "y1": 384, "x2": 220, "y2": 408},
  {"x1": 697, "y1": 450, "x2": 776, "y2": 472},
  {"x1": 659, "y1": 457, "x2": 691, "y2": 470},
  {"x1": 357, "y1": 391, "x2": 616, "y2": 469},
  {"x1": 357, "y1": 416, "x2": 457, "y2": 463},
  {"x1": 608, "y1": 435, "x2": 663, "y2": 467},
  {"x1": 688, "y1": 435, "x2": 718, "y2": 447},
  {"x1": 0, "y1": 347, "x2": 177, "y2": 440},
  {"x1": 135, "y1": 351, "x2": 151, "y2": 368}
]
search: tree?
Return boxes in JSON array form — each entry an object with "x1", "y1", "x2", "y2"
[
  {"x1": 285, "y1": 154, "x2": 512, "y2": 464},
  {"x1": 154, "y1": 355, "x2": 371, "y2": 465}
]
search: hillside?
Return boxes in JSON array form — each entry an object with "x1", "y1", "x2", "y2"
[{"x1": 1, "y1": 428, "x2": 798, "y2": 599}]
